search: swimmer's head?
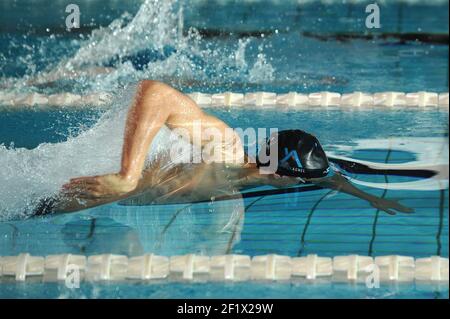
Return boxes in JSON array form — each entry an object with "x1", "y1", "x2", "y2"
[{"x1": 256, "y1": 129, "x2": 330, "y2": 179}]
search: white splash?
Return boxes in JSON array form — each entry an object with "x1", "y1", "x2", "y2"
[
  {"x1": 0, "y1": 85, "x2": 176, "y2": 220},
  {"x1": 1, "y1": 0, "x2": 275, "y2": 94},
  {"x1": 248, "y1": 50, "x2": 275, "y2": 83}
]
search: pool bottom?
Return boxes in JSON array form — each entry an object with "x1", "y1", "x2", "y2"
[{"x1": 0, "y1": 280, "x2": 448, "y2": 299}]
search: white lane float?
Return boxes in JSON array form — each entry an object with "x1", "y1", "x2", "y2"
[
  {"x1": 0, "y1": 253, "x2": 45, "y2": 281},
  {"x1": 251, "y1": 254, "x2": 292, "y2": 280},
  {"x1": 1, "y1": 90, "x2": 449, "y2": 109},
  {"x1": 292, "y1": 254, "x2": 333, "y2": 280},
  {"x1": 244, "y1": 92, "x2": 277, "y2": 106},
  {"x1": 0, "y1": 253, "x2": 448, "y2": 283},
  {"x1": 44, "y1": 254, "x2": 86, "y2": 281},
  {"x1": 405, "y1": 92, "x2": 439, "y2": 107},
  {"x1": 127, "y1": 254, "x2": 170, "y2": 280},
  {"x1": 332, "y1": 255, "x2": 374, "y2": 281},
  {"x1": 86, "y1": 254, "x2": 128, "y2": 281},
  {"x1": 276, "y1": 92, "x2": 309, "y2": 107},
  {"x1": 373, "y1": 92, "x2": 406, "y2": 107},
  {"x1": 308, "y1": 91, "x2": 341, "y2": 107},
  {"x1": 340, "y1": 92, "x2": 374, "y2": 108},
  {"x1": 169, "y1": 254, "x2": 210, "y2": 280},
  {"x1": 210, "y1": 254, "x2": 251, "y2": 281},
  {"x1": 375, "y1": 255, "x2": 415, "y2": 282}
]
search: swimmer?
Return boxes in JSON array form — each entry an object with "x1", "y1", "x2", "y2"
[{"x1": 33, "y1": 80, "x2": 413, "y2": 216}]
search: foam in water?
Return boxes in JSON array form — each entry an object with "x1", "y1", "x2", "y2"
[
  {"x1": 0, "y1": 84, "x2": 178, "y2": 220},
  {"x1": 248, "y1": 45, "x2": 275, "y2": 83}
]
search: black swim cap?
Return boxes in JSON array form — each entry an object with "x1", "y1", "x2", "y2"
[{"x1": 256, "y1": 129, "x2": 330, "y2": 178}]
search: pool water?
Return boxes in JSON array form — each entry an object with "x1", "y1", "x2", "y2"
[{"x1": 0, "y1": 0, "x2": 449, "y2": 299}]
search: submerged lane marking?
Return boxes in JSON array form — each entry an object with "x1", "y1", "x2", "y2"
[
  {"x1": 155, "y1": 204, "x2": 193, "y2": 250},
  {"x1": 436, "y1": 189, "x2": 445, "y2": 256},
  {"x1": 225, "y1": 196, "x2": 264, "y2": 254},
  {"x1": 297, "y1": 189, "x2": 335, "y2": 257},
  {"x1": 368, "y1": 148, "x2": 392, "y2": 256}
]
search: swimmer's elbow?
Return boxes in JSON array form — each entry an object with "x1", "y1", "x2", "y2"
[
  {"x1": 139, "y1": 79, "x2": 158, "y2": 89},
  {"x1": 138, "y1": 79, "x2": 171, "y2": 94},
  {"x1": 129, "y1": 81, "x2": 174, "y2": 122},
  {"x1": 137, "y1": 80, "x2": 175, "y2": 108}
]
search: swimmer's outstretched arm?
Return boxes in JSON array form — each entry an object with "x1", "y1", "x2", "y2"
[
  {"x1": 310, "y1": 172, "x2": 414, "y2": 215},
  {"x1": 62, "y1": 80, "x2": 230, "y2": 201}
]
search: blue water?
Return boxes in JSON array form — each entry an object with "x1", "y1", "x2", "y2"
[
  {"x1": 0, "y1": 0, "x2": 448, "y2": 93},
  {"x1": 0, "y1": 281, "x2": 448, "y2": 299},
  {"x1": 1, "y1": 108, "x2": 448, "y2": 298},
  {"x1": 0, "y1": 0, "x2": 448, "y2": 298}
]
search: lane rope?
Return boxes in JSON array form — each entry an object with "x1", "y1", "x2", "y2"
[
  {"x1": 0, "y1": 252, "x2": 448, "y2": 283},
  {"x1": 0, "y1": 91, "x2": 448, "y2": 109}
]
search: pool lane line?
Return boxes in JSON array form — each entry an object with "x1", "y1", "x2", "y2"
[
  {"x1": 155, "y1": 204, "x2": 193, "y2": 250},
  {"x1": 194, "y1": 28, "x2": 278, "y2": 38},
  {"x1": 296, "y1": 189, "x2": 335, "y2": 257},
  {"x1": 368, "y1": 148, "x2": 392, "y2": 257},
  {"x1": 245, "y1": 196, "x2": 268, "y2": 211},
  {"x1": 327, "y1": 157, "x2": 436, "y2": 178},
  {"x1": 436, "y1": 189, "x2": 445, "y2": 256},
  {"x1": 4, "y1": 223, "x2": 19, "y2": 249},
  {"x1": 225, "y1": 196, "x2": 265, "y2": 254},
  {"x1": 301, "y1": 31, "x2": 449, "y2": 45},
  {"x1": 80, "y1": 218, "x2": 96, "y2": 254}
]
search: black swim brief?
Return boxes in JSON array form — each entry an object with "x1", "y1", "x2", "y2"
[{"x1": 32, "y1": 197, "x2": 56, "y2": 216}]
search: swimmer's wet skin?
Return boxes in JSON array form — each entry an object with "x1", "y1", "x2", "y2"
[{"x1": 32, "y1": 80, "x2": 413, "y2": 217}]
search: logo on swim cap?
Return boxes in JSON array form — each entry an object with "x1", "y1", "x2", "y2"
[
  {"x1": 280, "y1": 148, "x2": 303, "y2": 169},
  {"x1": 256, "y1": 129, "x2": 329, "y2": 179}
]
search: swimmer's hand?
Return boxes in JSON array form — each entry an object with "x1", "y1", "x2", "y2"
[
  {"x1": 369, "y1": 197, "x2": 414, "y2": 215},
  {"x1": 62, "y1": 173, "x2": 138, "y2": 199}
]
